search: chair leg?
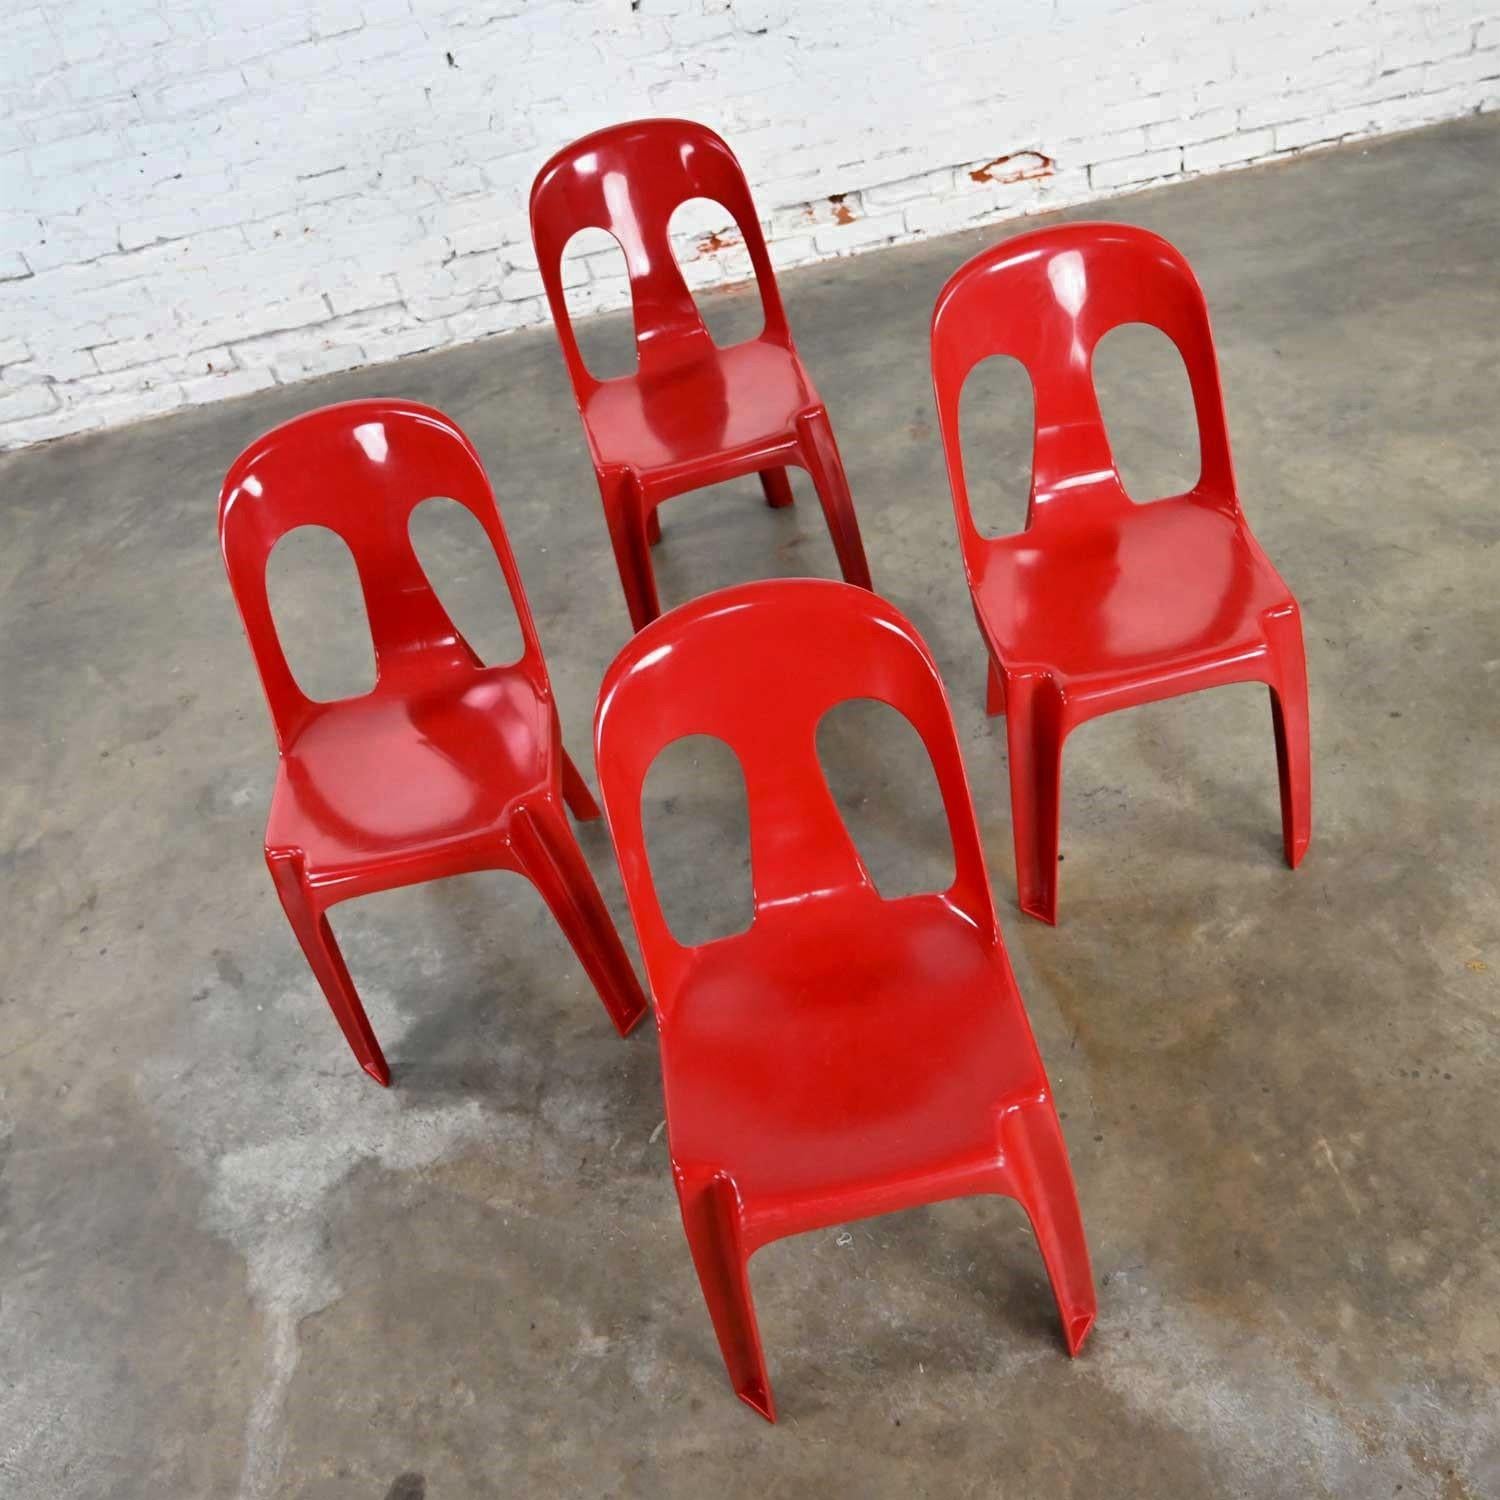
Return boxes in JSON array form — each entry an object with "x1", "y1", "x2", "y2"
[
  {"x1": 795, "y1": 408, "x2": 873, "y2": 591},
  {"x1": 1000, "y1": 1100, "x2": 1097, "y2": 1356},
  {"x1": 1263, "y1": 604, "x2": 1312, "y2": 868},
  {"x1": 266, "y1": 853, "x2": 390, "y2": 1086},
  {"x1": 679, "y1": 1174, "x2": 776, "y2": 1421},
  {"x1": 599, "y1": 471, "x2": 661, "y2": 633},
  {"x1": 560, "y1": 746, "x2": 601, "y2": 822},
  {"x1": 646, "y1": 507, "x2": 663, "y2": 546},
  {"x1": 986, "y1": 656, "x2": 1006, "y2": 717},
  {"x1": 1004, "y1": 674, "x2": 1066, "y2": 924},
  {"x1": 759, "y1": 466, "x2": 795, "y2": 509},
  {"x1": 511, "y1": 804, "x2": 647, "y2": 1037}
]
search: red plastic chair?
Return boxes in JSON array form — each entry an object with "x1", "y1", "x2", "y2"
[
  {"x1": 931, "y1": 223, "x2": 1312, "y2": 924},
  {"x1": 529, "y1": 118, "x2": 873, "y2": 632},
  {"x1": 218, "y1": 399, "x2": 647, "y2": 1084},
  {"x1": 593, "y1": 578, "x2": 1095, "y2": 1420}
]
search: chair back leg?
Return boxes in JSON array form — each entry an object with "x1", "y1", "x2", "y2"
[
  {"x1": 560, "y1": 746, "x2": 601, "y2": 822},
  {"x1": 511, "y1": 803, "x2": 648, "y2": 1036},
  {"x1": 759, "y1": 466, "x2": 795, "y2": 509},
  {"x1": 1003, "y1": 674, "x2": 1067, "y2": 925},
  {"x1": 796, "y1": 408, "x2": 873, "y2": 592}
]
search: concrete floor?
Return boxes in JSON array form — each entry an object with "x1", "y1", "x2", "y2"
[{"x1": 3, "y1": 113, "x2": 1498, "y2": 1499}]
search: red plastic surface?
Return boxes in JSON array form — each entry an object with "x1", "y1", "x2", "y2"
[
  {"x1": 593, "y1": 579, "x2": 1095, "y2": 1420},
  {"x1": 219, "y1": 399, "x2": 647, "y2": 1084},
  {"x1": 530, "y1": 118, "x2": 873, "y2": 631},
  {"x1": 931, "y1": 222, "x2": 1312, "y2": 923}
]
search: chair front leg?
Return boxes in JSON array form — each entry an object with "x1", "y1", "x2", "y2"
[
  {"x1": 266, "y1": 851, "x2": 390, "y2": 1086},
  {"x1": 678, "y1": 1171, "x2": 776, "y2": 1421},
  {"x1": 999, "y1": 1099, "x2": 1097, "y2": 1356},
  {"x1": 1263, "y1": 602, "x2": 1312, "y2": 868}
]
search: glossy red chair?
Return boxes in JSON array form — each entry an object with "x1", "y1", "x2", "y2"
[
  {"x1": 218, "y1": 399, "x2": 647, "y2": 1084},
  {"x1": 931, "y1": 223, "x2": 1312, "y2": 924},
  {"x1": 529, "y1": 118, "x2": 873, "y2": 632},
  {"x1": 593, "y1": 578, "x2": 1095, "y2": 1420}
]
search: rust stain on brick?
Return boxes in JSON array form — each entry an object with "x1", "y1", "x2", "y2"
[
  {"x1": 696, "y1": 228, "x2": 740, "y2": 256},
  {"x1": 829, "y1": 192, "x2": 856, "y2": 225},
  {"x1": 969, "y1": 150, "x2": 1055, "y2": 185}
]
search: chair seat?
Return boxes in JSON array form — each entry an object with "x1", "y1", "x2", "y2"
[
  {"x1": 266, "y1": 668, "x2": 552, "y2": 882},
  {"x1": 975, "y1": 497, "x2": 1293, "y2": 700},
  {"x1": 661, "y1": 892, "x2": 1047, "y2": 1207},
  {"x1": 582, "y1": 338, "x2": 816, "y2": 485}
]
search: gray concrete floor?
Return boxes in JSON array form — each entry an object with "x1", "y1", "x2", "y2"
[{"x1": 3, "y1": 113, "x2": 1499, "y2": 1499}]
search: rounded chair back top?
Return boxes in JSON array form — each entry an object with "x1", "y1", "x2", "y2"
[
  {"x1": 218, "y1": 399, "x2": 544, "y2": 749},
  {"x1": 593, "y1": 579, "x2": 996, "y2": 1000},
  {"x1": 530, "y1": 117, "x2": 791, "y2": 392},
  {"x1": 931, "y1": 222, "x2": 1236, "y2": 573}
]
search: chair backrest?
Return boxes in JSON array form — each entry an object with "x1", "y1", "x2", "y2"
[
  {"x1": 931, "y1": 222, "x2": 1237, "y2": 577},
  {"x1": 593, "y1": 579, "x2": 997, "y2": 1007},
  {"x1": 218, "y1": 399, "x2": 545, "y2": 750},
  {"x1": 529, "y1": 117, "x2": 791, "y2": 395}
]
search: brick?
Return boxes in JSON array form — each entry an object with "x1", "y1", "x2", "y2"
[
  {"x1": 325, "y1": 274, "x2": 403, "y2": 317},
  {"x1": 903, "y1": 192, "x2": 988, "y2": 239},
  {"x1": 1090, "y1": 147, "x2": 1184, "y2": 189},
  {"x1": 270, "y1": 344, "x2": 368, "y2": 380},
  {"x1": 27, "y1": 348, "x2": 99, "y2": 381},
  {"x1": 27, "y1": 98, "x2": 145, "y2": 149},
  {"x1": 1425, "y1": 50, "x2": 1500, "y2": 92},
  {"x1": 361, "y1": 325, "x2": 449, "y2": 364},
  {"x1": 23, "y1": 221, "x2": 119, "y2": 274},
  {"x1": 860, "y1": 168, "x2": 957, "y2": 209},
  {"x1": 679, "y1": 255, "x2": 724, "y2": 291},
  {"x1": 27, "y1": 129, "x2": 123, "y2": 177},
  {"x1": 65, "y1": 380, "x2": 188, "y2": 424},
  {"x1": 179, "y1": 366, "x2": 278, "y2": 403},
  {"x1": 1183, "y1": 128, "x2": 1275, "y2": 172},
  {"x1": 500, "y1": 267, "x2": 545, "y2": 300},
  {"x1": 1149, "y1": 106, "x2": 1240, "y2": 150},
  {"x1": 150, "y1": 69, "x2": 246, "y2": 119},
  {"x1": 193, "y1": 295, "x2": 332, "y2": 351},
  {"x1": 813, "y1": 208, "x2": 905, "y2": 255},
  {"x1": 448, "y1": 298, "x2": 542, "y2": 343},
  {"x1": 0, "y1": 406, "x2": 103, "y2": 449},
  {"x1": 0, "y1": 381, "x2": 61, "y2": 421},
  {"x1": 768, "y1": 233, "x2": 816, "y2": 270}
]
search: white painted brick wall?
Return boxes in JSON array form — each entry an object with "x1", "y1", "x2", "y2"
[{"x1": 2, "y1": 0, "x2": 1497, "y2": 449}]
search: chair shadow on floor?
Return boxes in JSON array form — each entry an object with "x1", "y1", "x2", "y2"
[
  {"x1": 972, "y1": 680, "x2": 1297, "y2": 919},
  {"x1": 740, "y1": 1197, "x2": 1064, "y2": 1418},
  {"x1": 321, "y1": 857, "x2": 655, "y2": 1108}
]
